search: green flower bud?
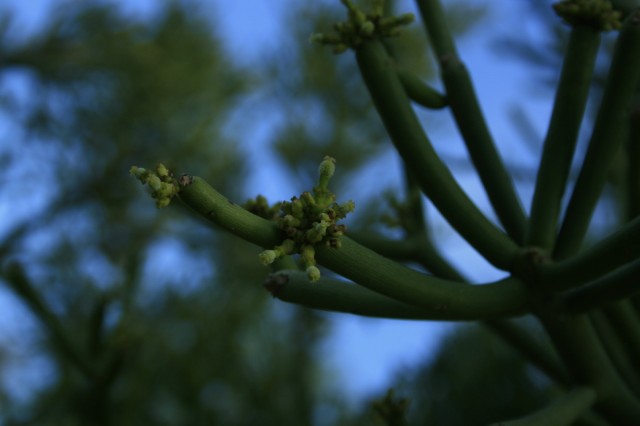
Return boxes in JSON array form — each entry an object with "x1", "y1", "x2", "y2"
[
  {"x1": 282, "y1": 214, "x2": 301, "y2": 228},
  {"x1": 147, "y1": 175, "x2": 162, "y2": 192},
  {"x1": 327, "y1": 237, "x2": 342, "y2": 249},
  {"x1": 156, "y1": 163, "x2": 170, "y2": 178},
  {"x1": 360, "y1": 21, "x2": 375, "y2": 36},
  {"x1": 130, "y1": 166, "x2": 145, "y2": 179},
  {"x1": 306, "y1": 265, "x2": 321, "y2": 282},
  {"x1": 300, "y1": 245, "x2": 316, "y2": 264},
  {"x1": 259, "y1": 250, "x2": 278, "y2": 265},
  {"x1": 318, "y1": 212, "x2": 331, "y2": 223},
  {"x1": 318, "y1": 156, "x2": 336, "y2": 188},
  {"x1": 156, "y1": 198, "x2": 171, "y2": 208},
  {"x1": 301, "y1": 191, "x2": 316, "y2": 207},
  {"x1": 306, "y1": 227, "x2": 325, "y2": 244},
  {"x1": 278, "y1": 239, "x2": 296, "y2": 255},
  {"x1": 337, "y1": 200, "x2": 356, "y2": 217},
  {"x1": 396, "y1": 13, "x2": 415, "y2": 26},
  {"x1": 290, "y1": 198, "x2": 304, "y2": 217}
]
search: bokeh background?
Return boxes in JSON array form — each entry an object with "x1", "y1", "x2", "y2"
[{"x1": 0, "y1": 0, "x2": 627, "y2": 424}]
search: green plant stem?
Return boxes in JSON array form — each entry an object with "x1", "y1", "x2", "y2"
[
  {"x1": 178, "y1": 175, "x2": 284, "y2": 248},
  {"x1": 627, "y1": 102, "x2": 640, "y2": 219},
  {"x1": 589, "y1": 310, "x2": 640, "y2": 397},
  {"x1": 396, "y1": 67, "x2": 447, "y2": 109},
  {"x1": 603, "y1": 302, "x2": 640, "y2": 373},
  {"x1": 538, "y1": 215, "x2": 640, "y2": 291},
  {"x1": 361, "y1": 174, "x2": 566, "y2": 379},
  {"x1": 349, "y1": 232, "x2": 416, "y2": 261},
  {"x1": 349, "y1": 233, "x2": 468, "y2": 281},
  {"x1": 483, "y1": 319, "x2": 571, "y2": 387},
  {"x1": 416, "y1": 0, "x2": 526, "y2": 244},
  {"x1": 354, "y1": 167, "x2": 466, "y2": 278},
  {"x1": 354, "y1": 40, "x2": 520, "y2": 271},
  {"x1": 539, "y1": 314, "x2": 640, "y2": 422},
  {"x1": 2, "y1": 262, "x2": 96, "y2": 381},
  {"x1": 554, "y1": 10, "x2": 640, "y2": 260},
  {"x1": 315, "y1": 236, "x2": 527, "y2": 318},
  {"x1": 527, "y1": 26, "x2": 601, "y2": 251},
  {"x1": 555, "y1": 257, "x2": 640, "y2": 313},
  {"x1": 265, "y1": 271, "x2": 499, "y2": 321},
  {"x1": 178, "y1": 175, "x2": 529, "y2": 319},
  {"x1": 490, "y1": 387, "x2": 597, "y2": 426}
]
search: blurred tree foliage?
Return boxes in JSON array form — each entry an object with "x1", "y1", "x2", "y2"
[
  {"x1": 0, "y1": 2, "x2": 336, "y2": 424},
  {"x1": 0, "y1": 0, "x2": 520, "y2": 424},
  {"x1": 355, "y1": 323, "x2": 555, "y2": 426}
]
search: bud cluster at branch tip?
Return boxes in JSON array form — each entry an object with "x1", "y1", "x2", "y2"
[
  {"x1": 553, "y1": 0, "x2": 623, "y2": 31},
  {"x1": 130, "y1": 163, "x2": 179, "y2": 208},
  {"x1": 310, "y1": 0, "x2": 414, "y2": 53},
  {"x1": 245, "y1": 156, "x2": 355, "y2": 282}
]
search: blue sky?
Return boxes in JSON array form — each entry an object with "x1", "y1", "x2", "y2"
[{"x1": 0, "y1": 0, "x2": 559, "y2": 406}]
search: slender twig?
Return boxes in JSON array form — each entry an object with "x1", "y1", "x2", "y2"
[
  {"x1": 490, "y1": 387, "x2": 597, "y2": 426},
  {"x1": 554, "y1": 10, "x2": 640, "y2": 260},
  {"x1": 1, "y1": 262, "x2": 96, "y2": 381},
  {"x1": 527, "y1": 26, "x2": 601, "y2": 251},
  {"x1": 416, "y1": 0, "x2": 526, "y2": 243},
  {"x1": 354, "y1": 40, "x2": 520, "y2": 270}
]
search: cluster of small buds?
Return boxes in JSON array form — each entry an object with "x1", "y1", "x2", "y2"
[
  {"x1": 553, "y1": 0, "x2": 623, "y2": 31},
  {"x1": 310, "y1": 0, "x2": 414, "y2": 53},
  {"x1": 130, "y1": 163, "x2": 179, "y2": 208},
  {"x1": 256, "y1": 156, "x2": 355, "y2": 282},
  {"x1": 244, "y1": 195, "x2": 283, "y2": 221}
]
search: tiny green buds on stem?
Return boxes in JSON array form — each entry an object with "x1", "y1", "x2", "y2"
[
  {"x1": 317, "y1": 155, "x2": 336, "y2": 188},
  {"x1": 311, "y1": 0, "x2": 414, "y2": 53},
  {"x1": 130, "y1": 164, "x2": 180, "y2": 208},
  {"x1": 553, "y1": 0, "x2": 623, "y2": 31},
  {"x1": 244, "y1": 195, "x2": 282, "y2": 220},
  {"x1": 259, "y1": 239, "x2": 297, "y2": 266},
  {"x1": 254, "y1": 156, "x2": 355, "y2": 282}
]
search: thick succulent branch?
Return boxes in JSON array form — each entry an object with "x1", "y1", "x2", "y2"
[
  {"x1": 527, "y1": 26, "x2": 601, "y2": 251},
  {"x1": 539, "y1": 215, "x2": 640, "y2": 290},
  {"x1": 492, "y1": 387, "x2": 597, "y2": 426},
  {"x1": 416, "y1": 0, "x2": 527, "y2": 243},
  {"x1": 539, "y1": 314, "x2": 640, "y2": 421},
  {"x1": 265, "y1": 271, "x2": 494, "y2": 321},
  {"x1": 172, "y1": 175, "x2": 529, "y2": 320},
  {"x1": 554, "y1": 9, "x2": 640, "y2": 259},
  {"x1": 354, "y1": 39, "x2": 520, "y2": 270},
  {"x1": 554, "y1": 258, "x2": 640, "y2": 313}
]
